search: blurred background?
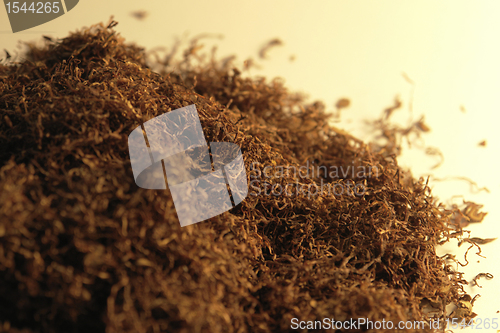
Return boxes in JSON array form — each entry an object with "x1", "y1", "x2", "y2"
[{"x1": 2, "y1": 1, "x2": 500, "y2": 330}]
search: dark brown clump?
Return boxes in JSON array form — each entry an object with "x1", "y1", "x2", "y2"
[{"x1": 0, "y1": 22, "x2": 483, "y2": 332}]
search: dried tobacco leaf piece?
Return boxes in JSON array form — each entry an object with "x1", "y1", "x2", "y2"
[
  {"x1": 451, "y1": 295, "x2": 477, "y2": 319},
  {"x1": 461, "y1": 237, "x2": 497, "y2": 245},
  {"x1": 335, "y1": 98, "x2": 350, "y2": 110},
  {"x1": 425, "y1": 147, "x2": 444, "y2": 169},
  {"x1": 462, "y1": 202, "x2": 489, "y2": 222}
]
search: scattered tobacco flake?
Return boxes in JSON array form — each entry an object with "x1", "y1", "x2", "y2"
[
  {"x1": 333, "y1": 98, "x2": 350, "y2": 118},
  {"x1": 458, "y1": 236, "x2": 495, "y2": 263},
  {"x1": 0, "y1": 21, "x2": 490, "y2": 333},
  {"x1": 471, "y1": 294, "x2": 480, "y2": 306},
  {"x1": 460, "y1": 201, "x2": 489, "y2": 223},
  {"x1": 459, "y1": 237, "x2": 496, "y2": 246},
  {"x1": 431, "y1": 177, "x2": 490, "y2": 195},
  {"x1": 425, "y1": 147, "x2": 444, "y2": 169},
  {"x1": 130, "y1": 10, "x2": 148, "y2": 20},
  {"x1": 415, "y1": 116, "x2": 430, "y2": 132},
  {"x1": 258, "y1": 38, "x2": 283, "y2": 59},
  {"x1": 243, "y1": 57, "x2": 261, "y2": 70},
  {"x1": 383, "y1": 96, "x2": 403, "y2": 120},
  {"x1": 450, "y1": 198, "x2": 488, "y2": 228},
  {"x1": 370, "y1": 101, "x2": 432, "y2": 156},
  {"x1": 451, "y1": 295, "x2": 476, "y2": 319},
  {"x1": 335, "y1": 97, "x2": 351, "y2": 110},
  {"x1": 471, "y1": 273, "x2": 494, "y2": 288},
  {"x1": 478, "y1": 140, "x2": 487, "y2": 147}
]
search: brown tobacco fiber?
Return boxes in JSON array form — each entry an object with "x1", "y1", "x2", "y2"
[{"x1": 0, "y1": 22, "x2": 479, "y2": 332}]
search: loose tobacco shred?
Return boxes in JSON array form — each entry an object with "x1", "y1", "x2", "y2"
[
  {"x1": 0, "y1": 22, "x2": 487, "y2": 332},
  {"x1": 471, "y1": 273, "x2": 493, "y2": 288},
  {"x1": 130, "y1": 10, "x2": 148, "y2": 21},
  {"x1": 258, "y1": 38, "x2": 283, "y2": 59}
]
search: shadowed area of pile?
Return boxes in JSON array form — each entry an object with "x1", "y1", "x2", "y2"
[{"x1": 0, "y1": 22, "x2": 472, "y2": 332}]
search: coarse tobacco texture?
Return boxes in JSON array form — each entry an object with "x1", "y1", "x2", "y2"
[{"x1": 0, "y1": 21, "x2": 482, "y2": 333}]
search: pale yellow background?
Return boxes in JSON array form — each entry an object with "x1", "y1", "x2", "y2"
[{"x1": 1, "y1": 1, "x2": 500, "y2": 331}]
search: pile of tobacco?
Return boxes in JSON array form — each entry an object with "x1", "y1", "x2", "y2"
[{"x1": 0, "y1": 22, "x2": 485, "y2": 332}]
